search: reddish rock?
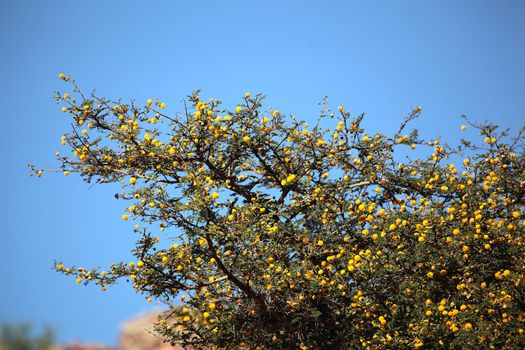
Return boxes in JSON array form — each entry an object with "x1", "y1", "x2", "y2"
[
  {"x1": 118, "y1": 311, "x2": 179, "y2": 350},
  {"x1": 50, "y1": 343, "x2": 110, "y2": 350}
]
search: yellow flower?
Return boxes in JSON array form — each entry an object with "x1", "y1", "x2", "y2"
[
  {"x1": 235, "y1": 106, "x2": 242, "y2": 113},
  {"x1": 159, "y1": 102, "x2": 166, "y2": 109},
  {"x1": 460, "y1": 125, "x2": 467, "y2": 131},
  {"x1": 122, "y1": 214, "x2": 129, "y2": 221},
  {"x1": 272, "y1": 110, "x2": 279, "y2": 117},
  {"x1": 286, "y1": 174, "x2": 296, "y2": 182},
  {"x1": 58, "y1": 73, "x2": 66, "y2": 80},
  {"x1": 129, "y1": 177, "x2": 137, "y2": 184},
  {"x1": 144, "y1": 133, "x2": 151, "y2": 142},
  {"x1": 211, "y1": 192, "x2": 219, "y2": 199},
  {"x1": 244, "y1": 92, "x2": 251, "y2": 98},
  {"x1": 147, "y1": 99, "x2": 153, "y2": 105}
]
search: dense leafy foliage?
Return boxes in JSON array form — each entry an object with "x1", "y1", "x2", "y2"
[{"x1": 35, "y1": 74, "x2": 525, "y2": 349}]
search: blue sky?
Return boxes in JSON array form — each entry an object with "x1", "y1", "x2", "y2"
[{"x1": 1, "y1": 0, "x2": 524, "y2": 345}]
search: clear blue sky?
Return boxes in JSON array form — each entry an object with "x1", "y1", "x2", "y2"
[{"x1": 1, "y1": 0, "x2": 524, "y2": 345}]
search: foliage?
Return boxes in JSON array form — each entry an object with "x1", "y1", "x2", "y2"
[
  {"x1": 0, "y1": 323, "x2": 54, "y2": 350},
  {"x1": 33, "y1": 74, "x2": 525, "y2": 349}
]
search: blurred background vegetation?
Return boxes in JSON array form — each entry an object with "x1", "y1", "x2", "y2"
[{"x1": 1, "y1": 324, "x2": 54, "y2": 350}]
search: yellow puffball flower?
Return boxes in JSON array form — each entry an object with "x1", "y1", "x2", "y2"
[
  {"x1": 63, "y1": 171, "x2": 69, "y2": 176},
  {"x1": 57, "y1": 263, "x2": 63, "y2": 270},
  {"x1": 337, "y1": 106, "x2": 345, "y2": 112},
  {"x1": 243, "y1": 135, "x2": 250, "y2": 142},
  {"x1": 272, "y1": 110, "x2": 279, "y2": 117},
  {"x1": 484, "y1": 136, "x2": 491, "y2": 143},
  {"x1": 159, "y1": 102, "x2": 166, "y2": 109},
  {"x1": 317, "y1": 240, "x2": 324, "y2": 247},
  {"x1": 208, "y1": 303, "x2": 216, "y2": 310},
  {"x1": 76, "y1": 277, "x2": 83, "y2": 283},
  {"x1": 262, "y1": 116, "x2": 269, "y2": 124},
  {"x1": 61, "y1": 107, "x2": 67, "y2": 113},
  {"x1": 317, "y1": 139, "x2": 326, "y2": 147},
  {"x1": 244, "y1": 92, "x2": 251, "y2": 98},
  {"x1": 460, "y1": 125, "x2": 467, "y2": 131},
  {"x1": 129, "y1": 177, "x2": 137, "y2": 185},
  {"x1": 287, "y1": 174, "x2": 296, "y2": 182},
  {"x1": 58, "y1": 73, "x2": 66, "y2": 80},
  {"x1": 211, "y1": 192, "x2": 219, "y2": 199},
  {"x1": 147, "y1": 99, "x2": 153, "y2": 105},
  {"x1": 203, "y1": 311, "x2": 210, "y2": 319},
  {"x1": 427, "y1": 271, "x2": 434, "y2": 279},
  {"x1": 122, "y1": 214, "x2": 129, "y2": 221},
  {"x1": 281, "y1": 179, "x2": 287, "y2": 186},
  {"x1": 183, "y1": 315, "x2": 190, "y2": 322},
  {"x1": 144, "y1": 133, "x2": 151, "y2": 142},
  {"x1": 235, "y1": 106, "x2": 242, "y2": 113}
]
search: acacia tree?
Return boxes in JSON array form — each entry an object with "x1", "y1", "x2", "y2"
[{"x1": 33, "y1": 74, "x2": 524, "y2": 349}]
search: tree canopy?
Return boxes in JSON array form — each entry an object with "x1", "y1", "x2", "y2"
[{"x1": 34, "y1": 74, "x2": 525, "y2": 349}]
